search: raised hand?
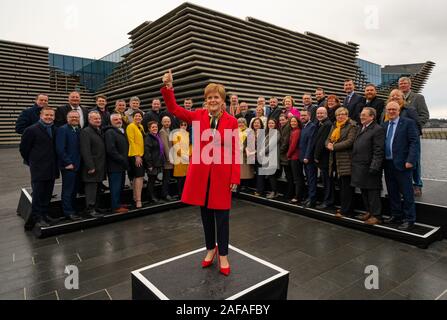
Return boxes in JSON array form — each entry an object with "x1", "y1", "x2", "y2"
[{"x1": 162, "y1": 69, "x2": 173, "y2": 88}]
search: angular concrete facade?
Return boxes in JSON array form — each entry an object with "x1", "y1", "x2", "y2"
[{"x1": 98, "y1": 3, "x2": 360, "y2": 108}]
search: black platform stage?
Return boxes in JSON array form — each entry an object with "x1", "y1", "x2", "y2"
[
  {"x1": 16, "y1": 179, "x2": 447, "y2": 248},
  {"x1": 17, "y1": 183, "x2": 186, "y2": 238},
  {"x1": 131, "y1": 245, "x2": 289, "y2": 300}
]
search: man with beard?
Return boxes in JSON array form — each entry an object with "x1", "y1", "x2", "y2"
[{"x1": 362, "y1": 84, "x2": 385, "y2": 123}]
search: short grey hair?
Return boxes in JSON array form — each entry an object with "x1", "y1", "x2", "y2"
[
  {"x1": 237, "y1": 117, "x2": 247, "y2": 125},
  {"x1": 88, "y1": 110, "x2": 101, "y2": 120},
  {"x1": 110, "y1": 113, "x2": 122, "y2": 121},
  {"x1": 398, "y1": 77, "x2": 412, "y2": 86},
  {"x1": 129, "y1": 96, "x2": 141, "y2": 103}
]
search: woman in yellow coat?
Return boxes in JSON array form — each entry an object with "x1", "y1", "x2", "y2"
[
  {"x1": 172, "y1": 120, "x2": 191, "y2": 196},
  {"x1": 126, "y1": 110, "x2": 145, "y2": 208}
]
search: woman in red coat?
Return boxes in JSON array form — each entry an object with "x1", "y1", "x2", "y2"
[{"x1": 161, "y1": 70, "x2": 240, "y2": 276}]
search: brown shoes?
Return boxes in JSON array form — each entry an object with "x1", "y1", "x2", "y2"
[
  {"x1": 114, "y1": 207, "x2": 129, "y2": 214},
  {"x1": 355, "y1": 213, "x2": 371, "y2": 221},
  {"x1": 334, "y1": 210, "x2": 343, "y2": 218},
  {"x1": 365, "y1": 216, "x2": 382, "y2": 225}
]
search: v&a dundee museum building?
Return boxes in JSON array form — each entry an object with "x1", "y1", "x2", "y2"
[{"x1": 0, "y1": 2, "x2": 446, "y2": 303}]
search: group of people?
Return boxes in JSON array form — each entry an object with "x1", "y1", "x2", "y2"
[
  {"x1": 16, "y1": 70, "x2": 428, "y2": 275},
  {"x1": 235, "y1": 77, "x2": 427, "y2": 231},
  {"x1": 17, "y1": 92, "x2": 191, "y2": 229}
]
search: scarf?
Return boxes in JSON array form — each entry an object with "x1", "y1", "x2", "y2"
[
  {"x1": 239, "y1": 127, "x2": 247, "y2": 144},
  {"x1": 330, "y1": 119, "x2": 348, "y2": 143},
  {"x1": 39, "y1": 120, "x2": 53, "y2": 138},
  {"x1": 153, "y1": 133, "x2": 165, "y2": 160}
]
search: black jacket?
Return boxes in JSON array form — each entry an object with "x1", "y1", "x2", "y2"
[
  {"x1": 15, "y1": 104, "x2": 41, "y2": 134},
  {"x1": 80, "y1": 125, "x2": 106, "y2": 182},
  {"x1": 313, "y1": 118, "x2": 332, "y2": 170},
  {"x1": 19, "y1": 122, "x2": 59, "y2": 182},
  {"x1": 142, "y1": 109, "x2": 179, "y2": 132},
  {"x1": 104, "y1": 126, "x2": 129, "y2": 173},
  {"x1": 268, "y1": 107, "x2": 283, "y2": 122},
  {"x1": 144, "y1": 133, "x2": 165, "y2": 169},
  {"x1": 363, "y1": 96, "x2": 385, "y2": 123},
  {"x1": 351, "y1": 121, "x2": 385, "y2": 190},
  {"x1": 55, "y1": 104, "x2": 89, "y2": 128}
]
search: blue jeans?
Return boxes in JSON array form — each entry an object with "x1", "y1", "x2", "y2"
[
  {"x1": 61, "y1": 170, "x2": 79, "y2": 216},
  {"x1": 109, "y1": 172, "x2": 125, "y2": 210}
]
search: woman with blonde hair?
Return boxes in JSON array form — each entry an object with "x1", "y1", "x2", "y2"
[
  {"x1": 161, "y1": 70, "x2": 240, "y2": 276},
  {"x1": 326, "y1": 107, "x2": 358, "y2": 217},
  {"x1": 126, "y1": 110, "x2": 145, "y2": 209},
  {"x1": 283, "y1": 96, "x2": 301, "y2": 119}
]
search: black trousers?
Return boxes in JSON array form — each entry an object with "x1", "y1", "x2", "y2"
[
  {"x1": 147, "y1": 175, "x2": 157, "y2": 201},
  {"x1": 339, "y1": 175, "x2": 355, "y2": 215},
  {"x1": 84, "y1": 182, "x2": 99, "y2": 209},
  {"x1": 255, "y1": 165, "x2": 265, "y2": 194},
  {"x1": 289, "y1": 160, "x2": 305, "y2": 200},
  {"x1": 283, "y1": 164, "x2": 294, "y2": 198},
  {"x1": 162, "y1": 169, "x2": 172, "y2": 198},
  {"x1": 177, "y1": 176, "x2": 186, "y2": 197},
  {"x1": 361, "y1": 189, "x2": 382, "y2": 217},
  {"x1": 200, "y1": 207, "x2": 230, "y2": 256},
  {"x1": 268, "y1": 168, "x2": 282, "y2": 193},
  {"x1": 31, "y1": 179, "x2": 55, "y2": 221},
  {"x1": 320, "y1": 167, "x2": 334, "y2": 206}
]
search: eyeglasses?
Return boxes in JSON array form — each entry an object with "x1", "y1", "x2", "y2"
[{"x1": 336, "y1": 113, "x2": 348, "y2": 116}]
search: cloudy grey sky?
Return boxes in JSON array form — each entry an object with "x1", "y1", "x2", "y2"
[{"x1": 1, "y1": 0, "x2": 446, "y2": 118}]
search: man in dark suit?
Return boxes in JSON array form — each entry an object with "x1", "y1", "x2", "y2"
[
  {"x1": 268, "y1": 97, "x2": 282, "y2": 121},
  {"x1": 299, "y1": 110, "x2": 318, "y2": 208},
  {"x1": 314, "y1": 107, "x2": 334, "y2": 209},
  {"x1": 302, "y1": 93, "x2": 317, "y2": 123},
  {"x1": 399, "y1": 77, "x2": 429, "y2": 197},
  {"x1": 104, "y1": 113, "x2": 129, "y2": 214},
  {"x1": 15, "y1": 94, "x2": 49, "y2": 134},
  {"x1": 351, "y1": 107, "x2": 385, "y2": 225},
  {"x1": 342, "y1": 79, "x2": 364, "y2": 124},
  {"x1": 142, "y1": 98, "x2": 179, "y2": 132},
  {"x1": 55, "y1": 91, "x2": 89, "y2": 128},
  {"x1": 258, "y1": 96, "x2": 271, "y2": 118},
  {"x1": 91, "y1": 95, "x2": 110, "y2": 129},
  {"x1": 55, "y1": 110, "x2": 82, "y2": 221},
  {"x1": 80, "y1": 111, "x2": 107, "y2": 218},
  {"x1": 362, "y1": 84, "x2": 385, "y2": 123},
  {"x1": 382, "y1": 101, "x2": 420, "y2": 231},
  {"x1": 235, "y1": 102, "x2": 255, "y2": 126},
  {"x1": 315, "y1": 88, "x2": 327, "y2": 109},
  {"x1": 19, "y1": 107, "x2": 60, "y2": 228}
]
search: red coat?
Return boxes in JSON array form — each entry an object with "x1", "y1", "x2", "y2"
[
  {"x1": 287, "y1": 127, "x2": 301, "y2": 160},
  {"x1": 161, "y1": 87, "x2": 240, "y2": 210}
]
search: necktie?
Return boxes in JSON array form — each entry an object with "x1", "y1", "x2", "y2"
[
  {"x1": 385, "y1": 121, "x2": 395, "y2": 159},
  {"x1": 46, "y1": 126, "x2": 52, "y2": 139},
  {"x1": 346, "y1": 94, "x2": 352, "y2": 105}
]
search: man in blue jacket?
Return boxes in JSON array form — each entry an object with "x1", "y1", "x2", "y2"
[
  {"x1": 299, "y1": 110, "x2": 318, "y2": 208},
  {"x1": 15, "y1": 94, "x2": 49, "y2": 134},
  {"x1": 19, "y1": 107, "x2": 60, "y2": 228},
  {"x1": 56, "y1": 110, "x2": 83, "y2": 221},
  {"x1": 382, "y1": 101, "x2": 420, "y2": 231}
]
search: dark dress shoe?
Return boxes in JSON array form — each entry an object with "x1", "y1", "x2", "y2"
[
  {"x1": 398, "y1": 221, "x2": 414, "y2": 231},
  {"x1": 44, "y1": 215, "x2": 61, "y2": 224},
  {"x1": 304, "y1": 201, "x2": 316, "y2": 208},
  {"x1": 66, "y1": 214, "x2": 82, "y2": 221},
  {"x1": 355, "y1": 213, "x2": 371, "y2": 221},
  {"x1": 36, "y1": 220, "x2": 50, "y2": 228},
  {"x1": 384, "y1": 216, "x2": 402, "y2": 224},
  {"x1": 316, "y1": 204, "x2": 334, "y2": 210},
  {"x1": 165, "y1": 195, "x2": 174, "y2": 201}
]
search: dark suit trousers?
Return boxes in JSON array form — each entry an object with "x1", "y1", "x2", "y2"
[
  {"x1": 339, "y1": 175, "x2": 354, "y2": 215},
  {"x1": 61, "y1": 170, "x2": 79, "y2": 216},
  {"x1": 361, "y1": 189, "x2": 382, "y2": 217},
  {"x1": 303, "y1": 162, "x2": 317, "y2": 202},
  {"x1": 384, "y1": 160, "x2": 416, "y2": 223},
  {"x1": 320, "y1": 168, "x2": 334, "y2": 206},
  {"x1": 109, "y1": 172, "x2": 125, "y2": 210},
  {"x1": 84, "y1": 182, "x2": 99, "y2": 209},
  {"x1": 289, "y1": 160, "x2": 305, "y2": 200},
  {"x1": 31, "y1": 180, "x2": 55, "y2": 220},
  {"x1": 255, "y1": 165, "x2": 265, "y2": 194},
  {"x1": 283, "y1": 165, "x2": 295, "y2": 198}
]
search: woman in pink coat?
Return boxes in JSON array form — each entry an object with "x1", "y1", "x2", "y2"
[{"x1": 161, "y1": 70, "x2": 240, "y2": 276}]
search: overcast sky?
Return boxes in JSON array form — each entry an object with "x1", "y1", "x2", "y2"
[{"x1": 1, "y1": 0, "x2": 446, "y2": 118}]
